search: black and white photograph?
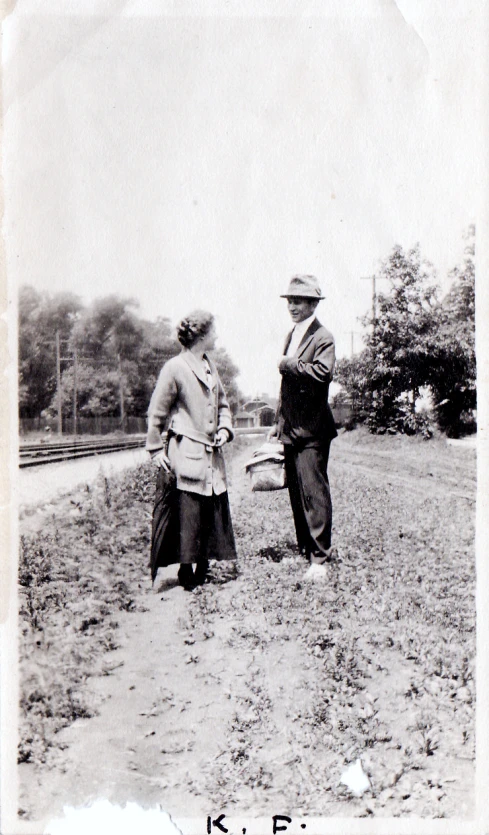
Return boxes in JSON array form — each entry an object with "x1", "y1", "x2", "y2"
[{"x1": 1, "y1": 1, "x2": 488, "y2": 833}]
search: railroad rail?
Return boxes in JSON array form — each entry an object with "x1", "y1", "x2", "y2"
[
  {"x1": 19, "y1": 428, "x2": 269, "y2": 468},
  {"x1": 19, "y1": 436, "x2": 146, "y2": 468}
]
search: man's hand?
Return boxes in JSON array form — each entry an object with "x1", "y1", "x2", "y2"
[
  {"x1": 151, "y1": 449, "x2": 172, "y2": 472},
  {"x1": 215, "y1": 428, "x2": 230, "y2": 447},
  {"x1": 278, "y1": 356, "x2": 295, "y2": 374},
  {"x1": 267, "y1": 424, "x2": 279, "y2": 442}
]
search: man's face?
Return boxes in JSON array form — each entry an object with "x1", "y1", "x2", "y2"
[{"x1": 287, "y1": 297, "x2": 318, "y2": 324}]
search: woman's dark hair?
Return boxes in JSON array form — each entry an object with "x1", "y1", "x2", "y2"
[{"x1": 177, "y1": 310, "x2": 215, "y2": 348}]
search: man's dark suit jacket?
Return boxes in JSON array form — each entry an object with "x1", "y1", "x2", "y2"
[{"x1": 277, "y1": 318, "x2": 338, "y2": 447}]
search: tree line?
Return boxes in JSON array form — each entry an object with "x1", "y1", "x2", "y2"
[
  {"x1": 334, "y1": 227, "x2": 476, "y2": 438},
  {"x1": 19, "y1": 290, "x2": 243, "y2": 425},
  {"x1": 19, "y1": 227, "x2": 476, "y2": 438}
]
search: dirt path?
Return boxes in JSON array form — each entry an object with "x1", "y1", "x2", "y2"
[{"x1": 18, "y1": 434, "x2": 476, "y2": 824}]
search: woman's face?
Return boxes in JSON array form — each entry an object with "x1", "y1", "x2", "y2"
[{"x1": 200, "y1": 322, "x2": 217, "y2": 352}]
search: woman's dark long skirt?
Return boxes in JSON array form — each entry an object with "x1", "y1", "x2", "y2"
[{"x1": 150, "y1": 469, "x2": 236, "y2": 582}]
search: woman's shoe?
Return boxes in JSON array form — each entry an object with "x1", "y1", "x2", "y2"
[
  {"x1": 178, "y1": 564, "x2": 196, "y2": 591},
  {"x1": 194, "y1": 560, "x2": 209, "y2": 586}
]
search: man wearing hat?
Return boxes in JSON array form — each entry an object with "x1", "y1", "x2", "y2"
[{"x1": 269, "y1": 275, "x2": 337, "y2": 579}]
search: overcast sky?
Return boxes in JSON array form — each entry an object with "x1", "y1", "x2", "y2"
[{"x1": 3, "y1": 0, "x2": 485, "y2": 397}]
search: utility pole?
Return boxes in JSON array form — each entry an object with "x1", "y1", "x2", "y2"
[
  {"x1": 360, "y1": 275, "x2": 377, "y2": 330},
  {"x1": 360, "y1": 274, "x2": 388, "y2": 416},
  {"x1": 72, "y1": 342, "x2": 78, "y2": 436},
  {"x1": 343, "y1": 330, "x2": 361, "y2": 357},
  {"x1": 360, "y1": 274, "x2": 389, "y2": 333},
  {"x1": 118, "y1": 353, "x2": 126, "y2": 433},
  {"x1": 55, "y1": 330, "x2": 62, "y2": 435},
  {"x1": 343, "y1": 330, "x2": 354, "y2": 357}
]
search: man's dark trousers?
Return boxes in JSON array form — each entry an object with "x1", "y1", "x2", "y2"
[{"x1": 283, "y1": 441, "x2": 332, "y2": 563}]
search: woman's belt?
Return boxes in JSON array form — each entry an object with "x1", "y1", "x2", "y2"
[{"x1": 168, "y1": 425, "x2": 218, "y2": 449}]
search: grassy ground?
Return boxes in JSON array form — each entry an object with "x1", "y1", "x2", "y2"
[{"x1": 18, "y1": 430, "x2": 476, "y2": 820}]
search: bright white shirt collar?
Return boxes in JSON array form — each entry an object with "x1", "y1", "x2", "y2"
[{"x1": 286, "y1": 312, "x2": 316, "y2": 356}]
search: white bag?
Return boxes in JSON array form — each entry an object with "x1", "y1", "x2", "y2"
[{"x1": 244, "y1": 442, "x2": 287, "y2": 492}]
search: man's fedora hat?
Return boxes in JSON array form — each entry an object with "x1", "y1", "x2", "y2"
[{"x1": 280, "y1": 274, "x2": 324, "y2": 300}]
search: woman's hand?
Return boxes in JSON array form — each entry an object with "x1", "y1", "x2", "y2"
[
  {"x1": 267, "y1": 424, "x2": 279, "y2": 442},
  {"x1": 215, "y1": 428, "x2": 230, "y2": 447},
  {"x1": 151, "y1": 449, "x2": 172, "y2": 472}
]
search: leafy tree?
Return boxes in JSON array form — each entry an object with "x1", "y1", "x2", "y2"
[
  {"x1": 59, "y1": 297, "x2": 157, "y2": 423},
  {"x1": 129, "y1": 318, "x2": 180, "y2": 416},
  {"x1": 428, "y1": 227, "x2": 476, "y2": 436},
  {"x1": 72, "y1": 295, "x2": 144, "y2": 361},
  {"x1": 334, "y1": 353, "x2": 373, "y2": 425},
  {"x1": 210, "y1": 347, "x2": 243, "y2": 415},
  {"x1": 335, "y1": 233, "x2": 476, "y2": 437},
  {"x1": 22, "y1": 292, "x2": 243, "y2": 424},
  {"x1": 52, "y1": 363, "x2": 122, "y2": 418},
  {"x1": 361, "y1": 244, "x2": 438, "y2": 431},
  {"x1": 18, "y1": 286, "x2": 82, "y2": 419},
  {"x1": 20, "y1": 287, "x2": 244, "y2": 427}
]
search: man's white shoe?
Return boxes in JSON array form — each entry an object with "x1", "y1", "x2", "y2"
[{"x1": 303, "y1": 563, "x2": 328, "y2": 581}]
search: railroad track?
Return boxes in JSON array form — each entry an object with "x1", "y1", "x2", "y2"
[
  {"x1": 19, "y1": 428, "x2": 269, "y2": 468},
  {"x1": 19, "y1": 436, "x2": 146, "y2": 468}
]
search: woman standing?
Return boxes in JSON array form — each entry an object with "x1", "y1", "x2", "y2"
[{"x1": 146, "y1": 310, "x2": 237, "y2": 590}]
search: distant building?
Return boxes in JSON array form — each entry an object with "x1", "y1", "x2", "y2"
[
  {"x1": 254, "y1": 405, "x2": 275, "y2": 426},
  {"x1": 235, "y1": 399, "x2": 276, "y2": 428},
  {"x1": 242, "y1": 399, "x2": 270, "y2": 413},
  {"x1": 235, "y1": 410, "x2": 255, "y2": 429}
]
